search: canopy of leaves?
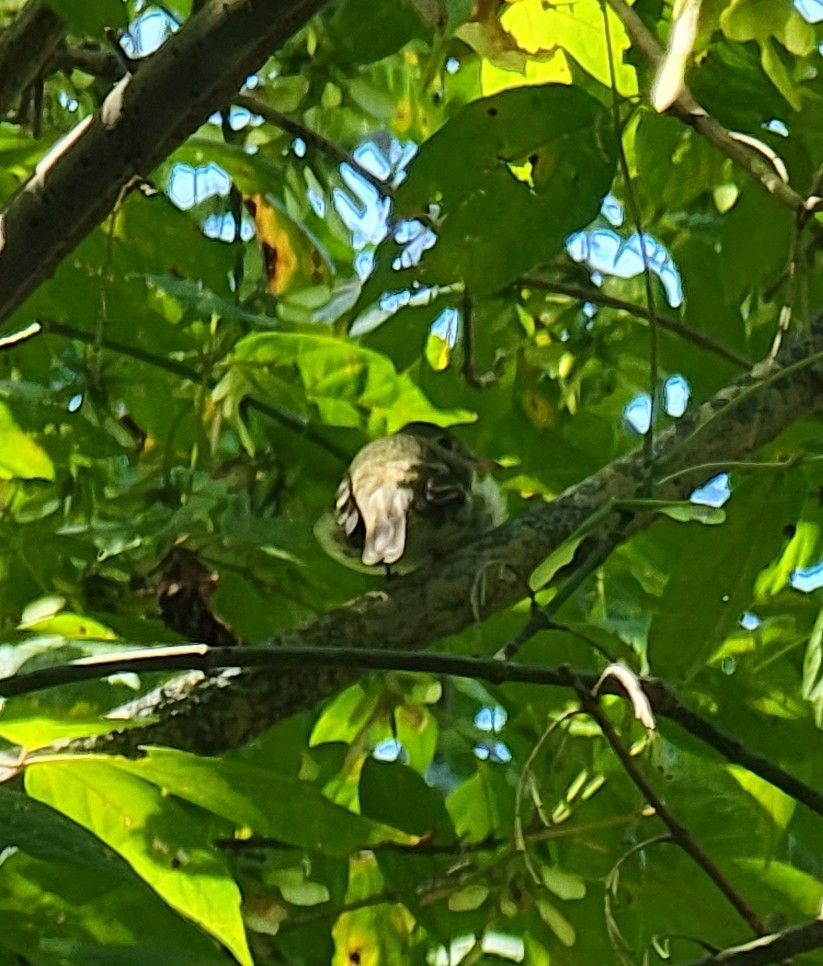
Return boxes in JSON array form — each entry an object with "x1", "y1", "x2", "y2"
[{"x1": 0, "y1": 0, "x2": 822, "y2": 964}]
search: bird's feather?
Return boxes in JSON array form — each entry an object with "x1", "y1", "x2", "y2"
[{"x1": 359, "y1": 481, "x2": 414, "y2": 565}]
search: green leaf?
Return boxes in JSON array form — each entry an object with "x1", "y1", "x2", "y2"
[
  {"x1": 538, "y1": 864, "x2": 587, "y2": 901},
  {"x1": 529, "y1": 532, "x2": 585, "y2": 592},
  {"x1": 43, "y1": 0, "x2": 127, "y2": 38},
  {"x1": 620, "y1": 498, "x2": 727, "y2": 525},
  {"x1": 0, "y1": 789, "x2": 228, "y2": 963},
  {"x1": 26, "y1": 760, "x2": 252, "y2": 966},
  {"x1": 755, "y1": 518, "x2": 819, "y2": 598},
  {"x1": 735, "y1": 858, "x2": 823, "y2": 918},
  {"x1": 219, "y1": 330, "x2": 473, "y2": 435},
  {"x1": 0, "y1": 401, "x2": 54, "y2": 481},
  {"x1": 486, "y1": 0, "x2": 637, "y2": 95},
  {"x1": 394, "y1": 701, "x2": 439, "y2": 774},
  {"x1": 447, "y1": 884, "x2": 489, "y2": 911},
  {"x1": 142, "y1": 275, "x2": 275, "y2": 326},
  {"x1": 0, "y1": 854, "x2": 227, "y2": 965},
  {"x1": 728, "y1": 765, "x2": 795, "y2": 834},
  {"x1": 535, "y1": 895, "x2": 576, "y2": 947},
  {"x1": 446, "y1": 765, "x2": 513, "y2": 841},
  {"x1": 327, "y1": 0, "x2": 430, "y2": 65},
  {"x1": 355, "y1": 84, "x2": 616, "y2": 309},
  {"x1": 648, "y1": 475, "x2": 802, "y2": 681},
  {"x1": 802, "y1": 606, "x2": 823, "y2": 727},
  {"x1": 112, "y1": 747, "x2": 417, "y2": 854},
  {"x1": 359, "y1": 758, "x2": 455, "y2": 839},
  {"x1": 720, "y1": 0, "x2": 815, "y2": 109},
  {"x1": 0, "y1": 788, "x2": 122, "y2": 872}
]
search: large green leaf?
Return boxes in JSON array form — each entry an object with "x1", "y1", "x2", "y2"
[
  {"x1": 648, "y1": 474, "x2": 803, "y2": 682},
  {"x1": 0, "y1": 790, "x2": 226, "y2": 965},
  {"x1": 218, "y1": 330, "x2": 473, "y2": 435},
  {"x1": 327, "y1": 0, "x2": 430, "y2": 65},
  {"x1": 111, "y1": 747, "x2": 417, "y2": 855},
  {"x1": 26, "y1": 761, "x2": 252, "y2": 966},
  {"x1": 359, "y1": 758, "x2": 455, "y2": 839},
  {"x1": 43, "y1": 0, "x2": 127, "y2": 38},
  {"x1": 354, "y1": 84, "x2": 616, "y2": 311}
]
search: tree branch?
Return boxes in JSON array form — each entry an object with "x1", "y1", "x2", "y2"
[
  {"x1": 520, "y1": 274, "x2": 752, "y2": 371},
  {"x1": 679, "y1": 920, "x2": 823, "y2": 966},
  {"x1": 0, "y1": 0, "x2": 328, "y2": 327},
  {"x1": 8, "y1": 643, "x2": 823, "y2": 823},
  {"x1": 574, "y1": 678, "x2": 767, "y2": 936},
  {"x1": 39, "y1": 317, "x2": 823, "y2": 758},
  {"x1": 604, "y1": 0, "x2": 809, "y2": 214},
  {"x1": 233, "y1": 92, "x2": 388, "y2": 194}
]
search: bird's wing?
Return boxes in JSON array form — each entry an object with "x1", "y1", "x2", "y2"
[{"x1": 335, "y1": 474, "x2": 361, "y2": 537}]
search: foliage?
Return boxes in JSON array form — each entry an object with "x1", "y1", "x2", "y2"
[{"x1": 0, "y1": 0, "x2": 822, "y2": 964}]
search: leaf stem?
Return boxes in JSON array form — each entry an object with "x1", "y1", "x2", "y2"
[
  {"x1": 602, "y1": 4, "x2": 659, "y2": 476},
  {"x1": 33, "y1": 318, "x2": 349, "y2": 461},
  {"x1": 520, "y1": 275, "x2": 751, "y2": 370}
]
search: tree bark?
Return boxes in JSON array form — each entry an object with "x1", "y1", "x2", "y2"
[
  {"x1": 60, "y1": 318, "x2": 823, "y2": 757},
  {"x1": 0, "y1": 0, "x2": 327, "y2": 326}
]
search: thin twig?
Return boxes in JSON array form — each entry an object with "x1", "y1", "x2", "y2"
[
  {"x1": 460, "y1": 291, "x2": 504, "y2": 389},
  {"x1": 604, "y1": 834, "x2": 675, "y2": 962},
  {"x1": 216, "y1": 811, "x2": 639, "y2": 855},
  {"x1": 5, "y1": 644, "x2": 823, "y2": 823},
  {"x1": 602, "y1": 6, "x2": 659, "y2": 472},
  {"x1": 520, "y1": 275, "x2": 751, "y2": 370},
  {"x1": 218, "y1": 833, "x2": 504, "y2": 855},
  {"x1": 769, "y1": 210, "x2": 804, "y2": 360},
  {"x1": 769, "y1": 162, "x2": 823, "y2": 357},
  {"x1": 29, "y1": 319, "x2": 349, "y2": 462},
  {"x1": 574, "y1": 677, "x2": 768, "y2": 936},
  {"x1": 679, "y1": 920, "x2": 823, "y2": 966},
  {"x1": 233, "y1": 92, "x2": 389, "y2": 195},
  {"x1": 656, "y1": 454, "x2": 807, "y2": 488},
  {"x1": 514, "y1": 708, "x2": 583, "y2": 882},
  {"x1": 604, "y1": 0, "x2": 805, "y2": 213}
]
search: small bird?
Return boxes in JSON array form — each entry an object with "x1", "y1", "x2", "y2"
[{"x1": 322, "y1": 422, "x2": 504, "y2": 573}]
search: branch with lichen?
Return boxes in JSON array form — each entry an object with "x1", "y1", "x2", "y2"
[
  {"x1": 21, "y1": 315, "x2": 822, "y2": 760},
  {"x1": 0, "y1": 0, "x2": 329, "y2": 326}
]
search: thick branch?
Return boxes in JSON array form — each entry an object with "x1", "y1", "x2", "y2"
[
  {"x1": 680, "y1": 920, "x2": 823, "y2": 966},
  {"x1": 52, "y1": 319, "x2": 823, "y2": 757},
  {"x1": 0, "y1": 0, "x2": 327, "y2": 326},
  {"x1": 51, "y1": 44, "x2": 387, "y2": 193}
]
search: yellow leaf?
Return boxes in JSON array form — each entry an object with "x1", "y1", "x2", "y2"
[{"x1": 245, "y1": 194, "x2": 330, "y2": 296}]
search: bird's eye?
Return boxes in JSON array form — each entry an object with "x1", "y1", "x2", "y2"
[{"x1": 437, "y1": 434, "x2": 454, "y2": 450}]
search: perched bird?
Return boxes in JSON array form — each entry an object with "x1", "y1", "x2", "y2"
[{"x1": 320, "y1": 422, "x2": 504, "y2": 573}]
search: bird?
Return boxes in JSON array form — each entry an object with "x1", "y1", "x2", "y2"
[{"x1": 320, "y1": 422, "x2": 505, "y2": 573}]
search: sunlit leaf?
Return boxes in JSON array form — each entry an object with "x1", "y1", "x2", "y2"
[{"x1": 26, "y1": 760, "x2": 252, "y2": 966}]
